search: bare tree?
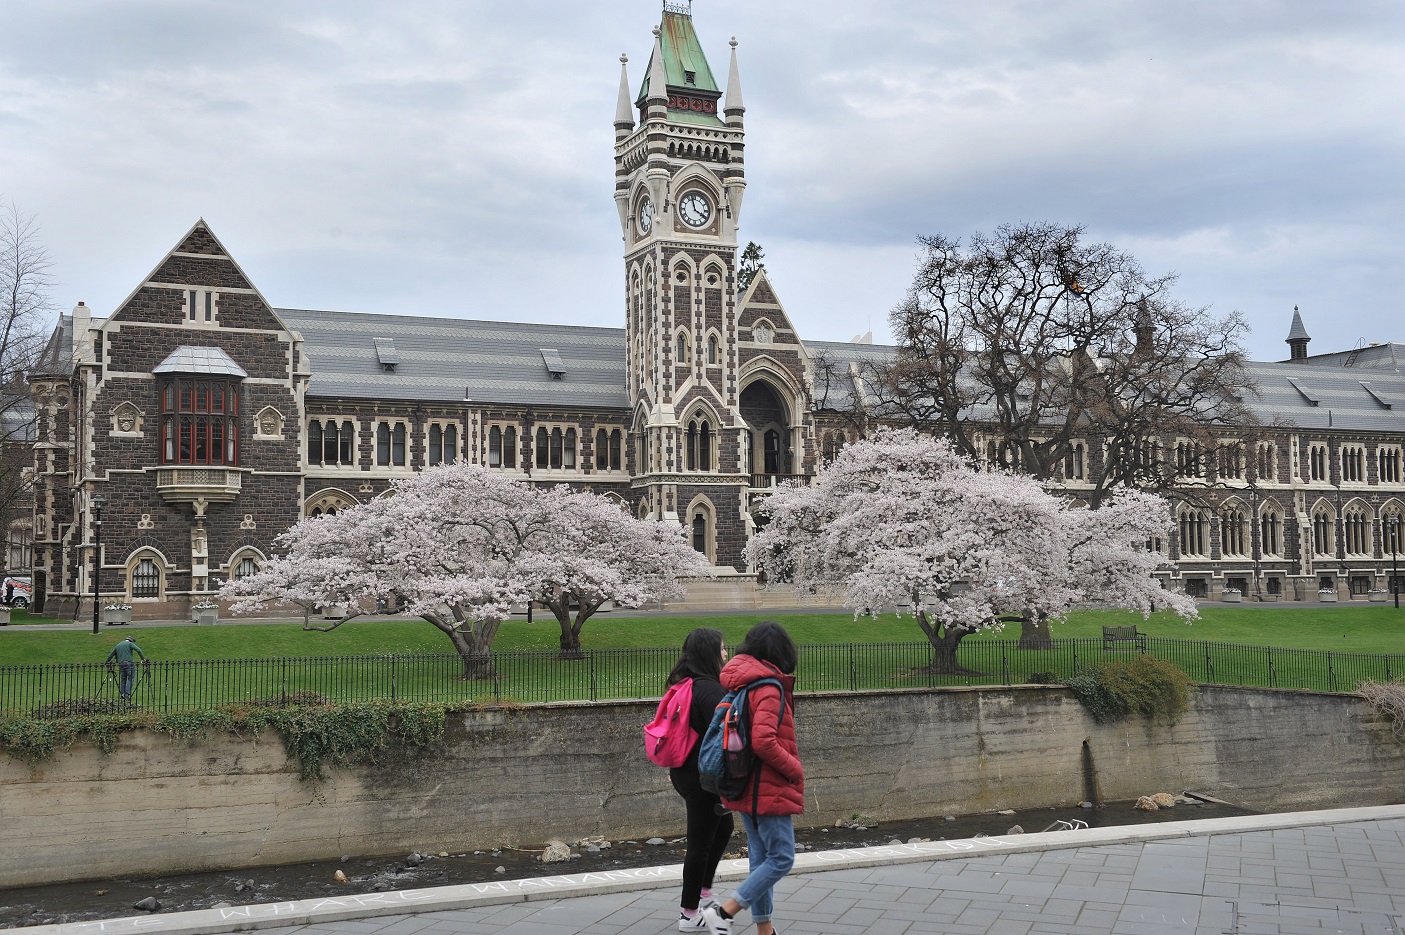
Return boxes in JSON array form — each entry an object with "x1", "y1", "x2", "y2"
[
  {"x1": 0, "y1": 201, "x2": 55, "y2": 562},
  {"x1": 865, "y1": 223, "x2": 1254, "y2": 506}
]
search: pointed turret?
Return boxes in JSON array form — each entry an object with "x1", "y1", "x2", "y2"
[
  {"x1": 1286, "y1": 305, "x2": 1311, "y2": 361},
  {"x1": 724, "y1": 37, "x2": 744, "y2": 126},
  {"x1": 1133, "y1": 296, "x2": 1154, "y2": 359},
  {"x1": 614, "y1": 54, "x2": 635, "y2": 139},
  {"x1": 646, "y1": 26, "x2": 669, "y2": 122}
]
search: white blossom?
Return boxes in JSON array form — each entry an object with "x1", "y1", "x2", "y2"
[
  {"x1": 221, "y1": 463, "x2": 707, "y2": 674},
  {"x1": 747, "y1": 428, "x2": 1196, "y2": 642}
]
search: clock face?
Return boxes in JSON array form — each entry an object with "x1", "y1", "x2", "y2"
[
  {"x1": 678, "y1": 191, "x2": 712, "y2": 229},
  {"x1": 637, "y1": 197, "x2": 654, "y2": 234}
]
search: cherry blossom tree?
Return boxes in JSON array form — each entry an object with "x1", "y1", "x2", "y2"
[
  {"x1": 746, "y1": 428, "x2": 1196, "y2": 673},
  {"x1": 529, "y1": 485, "x2": 709, "y2": 658},
  {"x1": 222, "y1": 464, "x2": 704, "y2": 677}
]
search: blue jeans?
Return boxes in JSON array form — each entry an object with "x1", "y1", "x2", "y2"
[
  {"x1": 732, "y1": 813, "x2": 794, "y2": 924},
  {"x1": 118, "y1": 662, "x2": 136, "y2": 699}
]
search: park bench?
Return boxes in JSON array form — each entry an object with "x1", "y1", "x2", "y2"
[{"x1": 1101, "y1": 625, "x2": 1147, "y2": 651}]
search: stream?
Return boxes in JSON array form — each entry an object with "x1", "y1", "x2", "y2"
[{"x1": 0, "y1": 797, "x2": 1255, "y2": 928}]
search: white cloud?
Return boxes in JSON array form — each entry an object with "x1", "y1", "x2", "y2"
[{"x1": 1, "y1": 0, "x2": 1400, "y2": 360}]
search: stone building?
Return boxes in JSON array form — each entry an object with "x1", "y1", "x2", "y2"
[{"x1": 24, "y1": 4, "x2": 1405, "y2": 617}]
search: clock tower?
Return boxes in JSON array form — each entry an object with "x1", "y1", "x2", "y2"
[{"x1": 614, "y1": 1, "x2": 750, "y2": 567}]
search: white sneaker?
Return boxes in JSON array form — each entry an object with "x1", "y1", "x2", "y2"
[
  {"x1": 678, "y1": 912, "x2": 708, "y2": 932},
  {"x1": 700, "y1": 905, "x2": 733, "y2": 935}
]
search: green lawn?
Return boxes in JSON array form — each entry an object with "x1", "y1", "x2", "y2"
[
  {"x1": 2, "y1": 606, "x2": 1402, "y2": 713},
  {"x1": 2, "y1": 605, "x2": 1403, "y2": 667}
]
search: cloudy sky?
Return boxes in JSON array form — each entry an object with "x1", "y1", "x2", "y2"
[{"x1": 2, "y1": 0, "x2": 1401, "y2": 361}]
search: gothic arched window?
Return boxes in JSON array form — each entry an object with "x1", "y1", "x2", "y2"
[
  {"x1": 1221, "y1": 508, "x2": 1247, "y2": 556},
  {"x1": 536, "y1": 427, "x2": 550, "y2": 469},
  {"x1": 1260, "y1": 508, "x2": 1282, "y2": 556}
]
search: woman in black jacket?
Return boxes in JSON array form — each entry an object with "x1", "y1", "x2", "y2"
[{"x1": 667, "y1": 627, "x2": 734, "y2": 931}]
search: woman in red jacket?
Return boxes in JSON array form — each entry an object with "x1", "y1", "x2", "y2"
[{"x1": 701, "y1": 621, "x2": 802, "y2": 935}]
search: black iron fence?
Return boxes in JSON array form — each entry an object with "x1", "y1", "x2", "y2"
[{"x1": 1, "y1": 637, "x2": 1401, "y2": 716}]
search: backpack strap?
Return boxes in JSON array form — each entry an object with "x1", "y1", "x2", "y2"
[{"x1": 744, "y1": 676, "x2": 786, "y2": 817}]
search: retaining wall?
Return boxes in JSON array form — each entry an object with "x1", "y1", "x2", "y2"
[{"x1": 1, "y1": 686, "x2": 1402, "y2": 888}]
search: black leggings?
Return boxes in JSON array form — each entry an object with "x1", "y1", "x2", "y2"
[{"x1": 671, "y1": 774, "x2": 735, "y2": 910}]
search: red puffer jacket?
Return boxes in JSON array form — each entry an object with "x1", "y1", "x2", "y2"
[{"x1": 719, "y1": 654, "x2": 804, "y2": 816}]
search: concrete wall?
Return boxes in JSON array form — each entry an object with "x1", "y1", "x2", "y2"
[{"x1": 2, "y1": 686, "x2": 1402, "y2": 888}]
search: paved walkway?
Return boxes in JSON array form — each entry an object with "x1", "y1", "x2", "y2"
[{"x1": 16, "y1": 806, "x2": 1405, "y2": 935}]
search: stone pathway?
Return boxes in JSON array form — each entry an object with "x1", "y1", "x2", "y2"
[{"x1": 13, "y1": 807, "x2": 1405, "y2": 935}]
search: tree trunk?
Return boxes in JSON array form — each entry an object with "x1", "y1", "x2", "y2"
[
  {"x1": 912, "y1": 610, "x2": 984, "y2": 676},
  {"x1": 435, "y1": 617, "x2": 500, "y2": 680},
  {"x1": 557, "y1": 622, "x2": 583, "y2": 660},
  {"x1": 545, "y1": 596, "x2": 585, "y2": 660},
  {"x1": 1017, "y1": 612, "x2": 1054, "y2": 650}
]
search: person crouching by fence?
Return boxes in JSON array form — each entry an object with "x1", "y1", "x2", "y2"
[
  {"x1": 104, "y1": 636, "x2": 148, "y2": 701},
  {"x1": 701, "y1": 621, "x2": 803, "y2": 935}
]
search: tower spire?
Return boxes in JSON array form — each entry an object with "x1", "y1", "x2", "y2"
[
  {"x1": 724, "y1": 37, "x2": 745, "y2": 126},
  {"x1": 614, "y1": 53, "x2": 635, "y2": 139},
  {"x1": 646, "y1": 26, "x2": 669, "y2": 121},
  {"x1": 1286, "y1": 305, "x2": 1311, "y2": 361}
]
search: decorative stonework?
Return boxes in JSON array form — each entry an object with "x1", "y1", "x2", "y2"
[
  {"x1": 110, "y1": 402, "x2": 145, "y2": 437},
  {"x1": 752, "y1": 321, "x2": 774, "y2": 344},
  {"x1": 254, "y1": 406, "x2": 284, "y2": 439},
  {"x1": 137, "y1": 513, "x2": 155, "y2": 530},
  {"x1": 240, "y1": 514, "x2": 257, "y2": 530}
]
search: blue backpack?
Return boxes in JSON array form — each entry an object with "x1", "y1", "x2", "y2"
[{"x1": 697, "y1": 677, "x2": 785, "y2": 800}]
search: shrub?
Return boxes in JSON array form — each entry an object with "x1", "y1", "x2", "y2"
[
  {"x1": 1026, "y1": 672, "x2": 1058, "y2": 684},
  {"x1": 1358, "y1": 679, "x2": 1405, "y2": 743},
  {"x1": 0, "y1": 699, "x2": 454, "y2": 780},
  {"x1": 1063, "y1": 655, "x2": 1191, "y2": 723}
]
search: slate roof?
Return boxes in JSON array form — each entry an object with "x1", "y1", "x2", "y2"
[
  {"x1": 32, "y1": 315, "x2": 73, "y2": 377},
  {"x1": 278, "y1": 308, "x2": 632, "y2": 409},
  {"x1": 815, "y1": 337, "x2": 1405, "y2": 434},
  {"x1": 1286, "y1": 307, "x2": 1311, "y2": 342},
  {"x1": 31, "y1": 306, "x2": 1405, "y2": 438}
]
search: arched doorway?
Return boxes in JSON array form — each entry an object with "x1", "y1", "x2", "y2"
[{"x1": 739, "y1": 380, "x2": 792, "y2": 479}]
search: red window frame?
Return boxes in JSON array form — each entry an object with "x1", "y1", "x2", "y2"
[{"x1": 160, "y1": 378, "x2": 240, "y2": 466}]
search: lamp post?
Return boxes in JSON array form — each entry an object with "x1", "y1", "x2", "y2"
[
  {"x1": 1389, "y1": 514, "x2": 1401, "y2": 609},
  {"x1": 91, "y1": 495, "x2": 105, "y2": 635}
]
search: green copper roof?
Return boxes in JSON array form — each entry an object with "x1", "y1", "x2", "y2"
[{"x1": 638, "y1": 11, "x2": 719, "y2": 99}]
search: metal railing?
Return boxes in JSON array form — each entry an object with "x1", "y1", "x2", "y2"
[{"x1": 1, "y1": 637, "x2": 1400, "y2": 716}]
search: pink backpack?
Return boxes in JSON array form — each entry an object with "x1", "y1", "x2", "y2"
[{"x1": 644, "y1": 678, "x2": 698, "y2": 768}]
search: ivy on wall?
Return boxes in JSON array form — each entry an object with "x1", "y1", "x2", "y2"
[
  {"x1": 0, "y1": 694, "x2": 456, "y2": 781},
  {"x1": 1062, "y1": 655, "x2": 1192, "y2": 724}
]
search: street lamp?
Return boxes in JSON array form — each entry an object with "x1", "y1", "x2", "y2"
[
  {"x1": 1389, "y1": 514, "x2": 1401, "y2": 610},
  {"x1": 91, "y1": 495, "x2": 106, "y2": 635}
]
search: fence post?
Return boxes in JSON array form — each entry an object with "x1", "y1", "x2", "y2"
[
  {"x1": 391, "y1": 656, "x2": 397, "y2": 702},
  {"x1": 1327, "y1": 652, "x2": 1336, "y2": 692},
  {"x1": 1266, "y1": 647, "x2": 1275, "y2": 688},
  {"x1": 590, "y1": 652, "x2": 599, "y2": 702},
  {"x1": 848, "y1": 645, "x2": 856, "y2": 692},
  {"x1": 1001, "y1": 643, "x2": 1009, "y2": 685},
  {"x1": 1204, "y1": 641, "x2": 1214, "y2": 684}
]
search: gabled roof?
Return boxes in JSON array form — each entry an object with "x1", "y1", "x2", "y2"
[{"x1": 109, "y1": 219, "x2": 289, "y2": 333}]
